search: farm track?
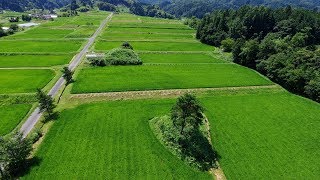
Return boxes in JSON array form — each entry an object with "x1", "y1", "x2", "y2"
[
  {"x1": 19, "y1": 13, "x2": 114, "y2": 138},
  {"x1": 70, "y1": 85, "x2": 280, "y2": 101}
]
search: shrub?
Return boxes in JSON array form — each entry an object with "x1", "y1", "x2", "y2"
[
  {"x1": 121, "y1": 42, "x2": 133, "y2": 50},
  {"x1": 105, "y1": 48, "x2": 142, "y2": 65},
  {"x1": 221, "y1": 38, "x2": 235, "y2": 52},
  {"x1": 87, "y1": 57, "x2": 107, "y2": 66}
]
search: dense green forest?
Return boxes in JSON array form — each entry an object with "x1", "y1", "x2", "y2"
[
  {"x1": 0, "y1": 0, "x2": 173, "y2": 19},
  {"x1": 139, "y1": 0, "x2": 320, "y2": 18},
  {"x1": 195, "y1": 6, "x2": 320, "y2": 102}
]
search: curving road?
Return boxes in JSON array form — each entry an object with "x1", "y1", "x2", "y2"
[{"x1": 20, "y1": 13, "x2": 113, "y2": 138}]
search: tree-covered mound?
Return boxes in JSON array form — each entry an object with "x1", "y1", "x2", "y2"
[
  {"x1": 105, "y1": 48, "x2": 143, "y2": 66},
  {"x1": 149, "y1": 94, "x2": 217, "y2": 171}
]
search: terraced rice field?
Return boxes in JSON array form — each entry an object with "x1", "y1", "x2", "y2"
[
  {"x1": 0, "y1": 11, "x2": 110, "y2": 136},
  {"x1": 19, "y1": 12, "x2": 320, "y2": 180},
  {"x1": 22, "y1": 100, "x2": 211, "y2": 179},
  {"x1": 0, "y1": 54, "x2": 73, "y2": 67},
  {"x1": 72, "y1": 64, "x2": 272, "y2": 93},
  {"x1": 0, "y1": 104, "x2": 32, "y2": 136},
  {"x1": 202, "y1": 90, "x2": 320, "y2": 179},
  {"x1": 0, "y1": 69, "x2": 55, "y2": 93}
]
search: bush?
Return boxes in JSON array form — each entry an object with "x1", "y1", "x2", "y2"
[
  {"x1": 105, "y1": 48, "x2": 142, "y2": 65},
  {"x1": 221, "y1": 38, "x2": 235, "y2": 52},
  {"x1": 87, "y1": 57, "x2": 107, "y2": 67},
  {"x1": 121, "y1": 42, "x2": 133, "y2": 50}
]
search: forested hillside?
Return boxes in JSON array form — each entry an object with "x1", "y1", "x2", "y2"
[
  {"x1": 141, "y1": 0, "x2": 320, "y2": 17},
  {"x1": 196, "y1": 6, "x2": 320, "y2": 102}
]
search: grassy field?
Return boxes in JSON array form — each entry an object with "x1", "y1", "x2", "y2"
[
  {"x1": 104, "y1": 27, "x2": 195, "y2": 34},
  {"x1": 95, "y1": 41, "x2": 214, "y2": 51},
  {"x1": 0, "y1": 69, "x2": 55, "y2": 94},
  {"x1": 0, "y1": 54, "x2": 73, "y2": 67},
  {"x1": 201, "y1": 90, "x2": 320, "y2": 179},
  {"x1": 71, "y1": 64, "x2": 272, "y2": 93},
  {"x1": 100, "y1": 32, "x2": 194, "y2": 41},
  {"x1": 140, "y1": 53, "x2": 225, "y2": 64},
  {"x1": 0, "y1": 104, "x2": 32, "y2": 136},
  {"x1": 22, "y1": 100, "x2": 211, "y2": 179},
  {"x1": 0, "y1": 40, "x2": 83, "y2": 53},
  {"x1": 8, "y1": 28, "x2": 75, "y2": 39}
]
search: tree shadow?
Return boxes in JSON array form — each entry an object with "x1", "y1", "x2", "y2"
[{"x1": 14, "y1": 156, "x2": 42, "y2": 178}]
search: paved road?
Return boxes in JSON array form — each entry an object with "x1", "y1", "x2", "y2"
[{"x1": 20, "y1": 13, "x2": 113, "y2": 138}]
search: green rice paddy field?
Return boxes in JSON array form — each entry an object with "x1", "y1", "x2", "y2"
[
  {"x1": 95, "y1": 41, "x2": 214, "y2": 51},
  {"x1": 23, "y1": 89, "x2": 320, "y2": 179},
  {"x1": 0, "y1": 40, "x2": 83, "y2": 53},
  {"x1": 22, "y1": 100, "x2": 211, "y2": 179},
  {"x1": 140, "y1": 53, "x2": 225, "y2": 64},
  {"x1": 0, "y1": 54, "x2": 73, "y2": 67},
  {"x1": 0, "y1": 69, "x2": 55, "y2": 94},
  {"x1": 71, "y1": 64, "x2": 272, "y2": 93},
  {"x1": 0, "y1": 104, "x2": 32, "y2": 136},
  {"x1": 202, "y1": 90, "x2": 320, "y2": 179}
]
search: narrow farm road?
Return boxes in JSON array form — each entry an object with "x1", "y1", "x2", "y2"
[{"x1": 20, "y1": 13, "x2": 114, "y2": 138}]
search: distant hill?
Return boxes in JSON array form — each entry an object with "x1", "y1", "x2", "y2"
[{"x1": 138, "y1": 0, "x2": 320, "y2": 17}]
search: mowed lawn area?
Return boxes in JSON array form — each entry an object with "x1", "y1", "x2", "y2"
[
  {"x1": 0, "y1": 54, "x2": 73, "y2": 67},
  {"x1": 202, "y1": 90, "x2": 320, "y2": 179},
  {"x1": 0, "y1": 104, "x2": 32, "y2": 136},
  {"x1": 140, "y1": 53, "x2": 226, "y2": 64},
  {"x1": 71, "y1": 64, "x2": 272, "y2": 93},
  {"x1": 0, "y1": 69, "x2": 55, "y2": 93},
  {"x1": 22, "y1": 100, "x2": 211, "y2": 179},
  {"x1": 95, "y1": 41, "x2": 214, "y2": 51}
]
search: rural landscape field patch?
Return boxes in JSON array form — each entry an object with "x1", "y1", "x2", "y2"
[
  {"x1": 72, "y1": 64, "x2": 272, "y2": 93},
  {"x1": 22, "y1": 100, "x2": 211, "y2": 179}
]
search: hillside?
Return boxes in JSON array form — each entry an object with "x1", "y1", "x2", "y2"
[{"x1": 142, "y1": 0, "x2": 320, "y2": 17}]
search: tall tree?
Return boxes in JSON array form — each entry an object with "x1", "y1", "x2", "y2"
[{"x1": 36, "y1": 89, "x2": 56, "y2": 120}]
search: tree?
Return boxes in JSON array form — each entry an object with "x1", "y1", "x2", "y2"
[
  {"x1": 171, "y1": 93, "x2": 204, "y2": 137},
  {"x1": 221, "y1": 38, "x2": 235, "y2": 52},
  {"x1": 58, "y1": 67, "x2": 74, "y2": 103},
  {"x1": 36, "y1": 89, "x2": 56, "y2": 120},
  {"x1": 97, "y1": 2, "x2": 116, "y2": 11},
  {"x1": 0, "y1": 133, "x2": 32, "y2": 177},
  {"x1": 121, "y1": 42, "x2": 133, "y2": 50},
  {"x1": 21, "y1": 14, "x2": 31, "y2": 22},
  {"x1": 62, "y1": 67, "x2": 73, "y2": 85},
  {"x1": 9, "y1": 24, "x2": 19, "y2": 32}
]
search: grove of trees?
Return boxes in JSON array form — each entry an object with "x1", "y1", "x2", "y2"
[{"x1": 196, "y1": 6, "x2": 320, "y2": 102}]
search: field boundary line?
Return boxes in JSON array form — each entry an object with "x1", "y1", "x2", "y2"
[{"x1": 70, "y1": 85, "x2": 280, "y2": 100}]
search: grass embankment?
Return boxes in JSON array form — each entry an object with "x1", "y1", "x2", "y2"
[
  {"x1": 22, "y1": 100, "x2": 211, "y2": 179},
  {"x1": 72, "y1": 64, "x2": 272, "y2": 93}
]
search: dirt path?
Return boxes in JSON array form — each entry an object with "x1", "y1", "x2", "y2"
[
  {"x1": 203, "y1": 114, "x2": 227, "y2": 180},
  {"x1": 70, "y1": 85, "x2": 279, "y2": 101}
]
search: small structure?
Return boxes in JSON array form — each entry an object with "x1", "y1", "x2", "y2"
[
  {"x1": 18, "y1": 22, "x2": 40, "y2": 28},
  {"x1": 31, "y1": 14, "x2": 58, "y2": 20},
  {"x1": 1, "y1": 27, "x2": 9, "y2": 32},
  {"x1": 86, "y1": 52, "x2": 105, "y2": 58}
]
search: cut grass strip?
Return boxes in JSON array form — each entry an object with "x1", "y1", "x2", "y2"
[
  {"x1": 71, "y1": 64, "x2": 272, "y2": 94},
  {"x1": 0, "y1": 69, "x2": 55, "y2": 94}
]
